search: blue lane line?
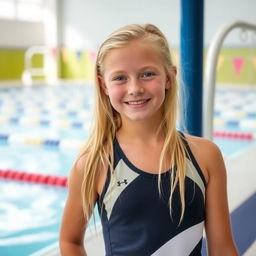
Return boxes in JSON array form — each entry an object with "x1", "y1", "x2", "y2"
[{"x1": 202, "y1": 192, "x2": 256, "y2": 255}]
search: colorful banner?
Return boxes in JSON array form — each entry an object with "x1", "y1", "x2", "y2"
[
  {"x1": 217, "y1": 56, "x2": 224, "y2": 71},
  {"x1": 252, "y1": 57, "x2": 256, "y2": 70},
  {"x1": 76, "y1": 50, "x2": 83, "y2": 61},
  {"x1": 50, "y1": 47, "x2": 57, "y2": 57},
  {"x1": 89, "y1": 51, "x2": 97, "y2": 61},
  {"x1": 232, "y1": 57, "x2": 245, "y2": 76},
  {"x1": 61, "y1": 48, "x2": 69, "y2": 63}
]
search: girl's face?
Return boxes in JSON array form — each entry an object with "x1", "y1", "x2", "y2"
[{"x1": 99, "y1": 40, "x2": 170, "y2": 124}]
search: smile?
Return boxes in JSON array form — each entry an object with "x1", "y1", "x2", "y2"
[{"x1": 125, "y1": 99, "x2": 150, "y2": 105}]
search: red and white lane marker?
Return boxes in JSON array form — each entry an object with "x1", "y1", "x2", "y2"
[{"x1": 0, "y1": 169, "x2": 68, "y2": 187}]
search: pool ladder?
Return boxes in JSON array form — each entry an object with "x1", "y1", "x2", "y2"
[
  {"x1": 203, "y1": 20, "x2": 256, "y2": 140},
  {"x1": 22, "y1": 46, "x2": 57, "y2": 86}
]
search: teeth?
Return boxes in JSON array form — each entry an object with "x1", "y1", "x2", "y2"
[{"x1": 127, "y1": 100, "x2": 147, "y2": 105}]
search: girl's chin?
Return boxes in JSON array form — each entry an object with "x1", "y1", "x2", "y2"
[{"x1": 122, "y1": 113, "x2": 160, "y2": 123}]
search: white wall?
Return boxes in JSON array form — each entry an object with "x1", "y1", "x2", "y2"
[
  {"x1": 0, "y1": 19, "x2": 44, "y2": 48},
  {"x1": 61, "y1": 0, "x2": 180, "y2": 49},
  {"x1": 0, "y1": 0, "x2": 58, "y2": 48},
  {"x1": 60, "y1": 0, "x2": 256, "y2": 49},
  {"x1": 205, "y1": 0, "x2": 256, "y2": 47}
]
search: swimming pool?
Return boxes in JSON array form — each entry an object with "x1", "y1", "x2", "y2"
[
  {"x1": 0, "y1": 84, "x2": 255, "y2": 256},
  {"x1": 0, "y1": 85, "x2": 92, "y2": 256}
]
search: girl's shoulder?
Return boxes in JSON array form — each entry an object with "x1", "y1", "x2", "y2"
[
  {"x1": 182, "y1": 133, "x2": 225, "y2": 184},
  {"x1": 68, "y1": 154, "x2": 88, "y2": 189},
  {"x1": 71, "y1": 152, "x2": 108, "y2": 196},
  {"x1": 183, "y1": 133, "x2": 221, "y2": 153}
]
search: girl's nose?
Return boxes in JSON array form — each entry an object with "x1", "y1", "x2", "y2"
[{"x1": 128, "y1": 79, "x2": 145, "y2": 95}]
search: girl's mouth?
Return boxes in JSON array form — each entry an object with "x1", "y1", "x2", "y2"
[{"x1": 125, "y1": 99, "x2": 150, "y2": 105}]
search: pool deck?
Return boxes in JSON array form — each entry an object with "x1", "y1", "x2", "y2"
[{"x1": 34, "y1": 143, "x2": 256, "y2": 256}]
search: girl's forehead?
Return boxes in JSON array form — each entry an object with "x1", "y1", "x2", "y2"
[
  {"x1": 108, "y1": 39, "x2": 159, "y2": 55},
  {"x1": 102, "y1": 40, "x2": 163, "y2": 69}
]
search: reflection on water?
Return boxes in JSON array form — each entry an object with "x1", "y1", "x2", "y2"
[
  {"x1": 0, "y1": 144, "x2": 78, "y2": 175},
  {"x1": 0, "y1": 180, "x2": 67, "y2": 255}
]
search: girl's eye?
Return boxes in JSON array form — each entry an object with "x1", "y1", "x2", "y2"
[
  {"x1": 141, "y1": 72, "x2": 156, "y2": 78},
  {"x1": 113, "y1": 75, "x2": 127, "y2": 82}
]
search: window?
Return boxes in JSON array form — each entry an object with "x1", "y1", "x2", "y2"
[
  {"x1": 0, "y1": 0, "x2": 15, "y2": 19},
  {"x1": 0, "y1": 0, "x2": 44, "y2": 21}
]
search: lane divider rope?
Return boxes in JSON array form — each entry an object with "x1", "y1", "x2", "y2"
[
  {"x1": 213, "y1": 131, "x2": 256, "y2": 140},
  {"x1": 0, "y1": 169, "x2": 68, "y2": 187},
  {"x1": 0, "y1": 133, "x2": 85, "y2": 148},
  {"x1": 0, "y1": 116, "x2": 91, "y2": 129}
]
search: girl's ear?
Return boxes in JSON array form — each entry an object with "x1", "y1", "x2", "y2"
[
  {"x1": 98, "y1": 76, "x2": 109, "y2": 95},
  {"x1": 165, "y1": 76, "x2": 171, "y2": 89},
  {"x1": 172, "y1": 66, "x2": 177, "y2": 76},
  {"x1": 165, "y1": 66, "x2": 177, "y2": 89}
]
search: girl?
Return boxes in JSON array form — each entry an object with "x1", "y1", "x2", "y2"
[{"x1": 59, "y1": 24, "x2": 238, "y2": 256}]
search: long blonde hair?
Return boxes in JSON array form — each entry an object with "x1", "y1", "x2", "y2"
[{"x1": 80, "y1": 24, "x2": 188, "y2": 224}]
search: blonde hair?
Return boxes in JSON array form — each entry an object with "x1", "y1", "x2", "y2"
[{"x1": 80, "y1": 24, "x2": 188, "y2": 224}]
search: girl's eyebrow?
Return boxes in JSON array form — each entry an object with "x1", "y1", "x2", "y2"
[
  {"x1": 106, "y1": 69, "x2": 126, "y2": 76},
  {"x1": 109, "y1": 65, "x2": 158, "y2": 74},
  {"x1": 140, "y1": 65, "x2": 158, "y2": 70}
]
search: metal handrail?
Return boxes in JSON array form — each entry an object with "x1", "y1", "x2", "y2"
[
  {"x1": 22, "y1": 46, "x2": 58, "y2": 86},
  {"x1": 21, "y1": 46, "x2": 48, "y2": 85},
  {"x1": 203, "y1": 20, "x2": 256, "y2": 139},
  {"x1": 24, "y1": 46, "x2": 48, "y2": 71}
]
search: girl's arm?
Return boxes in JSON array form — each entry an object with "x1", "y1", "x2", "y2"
[
  {"x1": 203, "y1": 141, "x2": 239, "y2": 256},
  {"x1": 59, "y1": 155, "x2": 96, "y2": 256}
]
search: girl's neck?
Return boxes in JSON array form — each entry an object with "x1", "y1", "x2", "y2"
[{"x1": 117, "y1": 119, "x2": 164, "y2": 145}]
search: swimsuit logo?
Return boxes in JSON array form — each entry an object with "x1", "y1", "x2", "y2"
[{"x1": 117, "y1": 179, "x2": 128, "y2": 186}]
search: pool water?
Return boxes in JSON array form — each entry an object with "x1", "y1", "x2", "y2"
[
  {"x1": 0, "y1": 180, "x2": 67, "y2": 256},
  {"x1": 214, "y1": 138, "x2": 256, "y2": 156},
  {"x1": 0, "y1": 143, "x2": 79, "y2": 175}
]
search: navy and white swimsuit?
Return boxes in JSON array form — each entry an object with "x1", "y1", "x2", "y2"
[{"x1": 97, "y1": 135, "x2": 206, "y2": 256}]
